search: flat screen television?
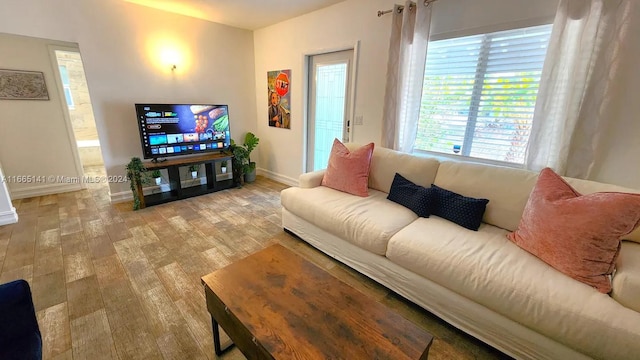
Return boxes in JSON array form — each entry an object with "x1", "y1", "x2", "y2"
[{"x1": 135, "y1": 103, "x2": 231, "y2": 160}]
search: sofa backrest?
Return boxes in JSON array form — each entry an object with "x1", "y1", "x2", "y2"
[
  {"x1": 433, "y1": 161, "x2": 538, "y2": 231},
  {"x1": 343, "y1": 143, "x2": 640, "y2": 242},
  {"x1": 434, "y1": 161, "x2": 640, "y2": 242},
  {"x1": 346, "y1": 143, "x2": 440, "y2": 193},
  {"x1": 564, "y1": 177, "x2": 640, "y2": 243}
]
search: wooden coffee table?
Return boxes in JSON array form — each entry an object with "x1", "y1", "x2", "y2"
[{"x1": 201, "y1": 244, "x2": 433, "y2": 359}]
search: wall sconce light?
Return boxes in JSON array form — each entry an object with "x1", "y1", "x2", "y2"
[
  {"x1": 160, "y1": 47, "x2": 180, "y2": 72},
  {"x1": 147, "y1": 36, "x2": 191, "y2": 73}
]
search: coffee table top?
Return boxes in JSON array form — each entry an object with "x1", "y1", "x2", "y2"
[{"x1": 201, "y1": 244, "x2": 433, "y2": 359}]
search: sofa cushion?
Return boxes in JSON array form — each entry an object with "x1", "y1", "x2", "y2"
[
  {"x1": 612, "y1": 241, "x2": 640, "y2": 313},
  {"x1": 346, "y1": 143, "x2": 440, "y2": 194},
  {"x1": 385, "y1": 217, "x2": 640, "y2": 359},
  {"x1": 430, "y1": 185, "x2": 489, "y2": 231},
  {"x1": 387, "y1": 173, "x2": 433, "y2": 217},
  {"x1": 321, "y1": 139, "x2": 374, "y2": 197},
  {"x1": 508, "y1": 168, "x2": 640, "y2": 293},
  {"x1": 281, "y1": 186, "x2": 417, "y2": 255},
  {"x1": 433, "y1": 161, "x2": 538, "y2": 231}
]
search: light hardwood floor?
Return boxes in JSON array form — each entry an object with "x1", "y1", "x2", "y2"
[{"x1": 0, "y1": 173, "x2": 509, "y2": 360}]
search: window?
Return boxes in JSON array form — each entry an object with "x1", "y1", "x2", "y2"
[
  {"x1": 58, "y1": 65, "x2": 74, "y2": 108},
  {"x1": 415, "y1": 24, "x2": 552, "y2": 164}
]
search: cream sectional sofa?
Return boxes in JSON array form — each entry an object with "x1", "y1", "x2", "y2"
[{"x1": 280, "y1": 144, "x2": 640, "y2": 360}]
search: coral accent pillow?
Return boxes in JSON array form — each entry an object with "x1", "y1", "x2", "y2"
[
  {"x1": 508, "y1": 168, "x2": 640, "y2": 293},
  {"x1": 321, "y1": 139, "x2": 374, "y2": 197}
]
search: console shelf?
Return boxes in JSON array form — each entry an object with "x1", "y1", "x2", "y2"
[{"x1": 142, "y1": 153, "x2": 233, "y2": 208}]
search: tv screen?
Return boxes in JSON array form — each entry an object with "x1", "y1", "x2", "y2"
[{"x1": 135, "y1": 104, "x2": 231, "y2": 159}]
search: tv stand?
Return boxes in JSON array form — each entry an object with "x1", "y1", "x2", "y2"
[
  {"x1": 151, "y1": 158, "x2": 167, "y2": 163},
  {"x1": 142, "y1": 153, "x2": 233, "y2": 208}
]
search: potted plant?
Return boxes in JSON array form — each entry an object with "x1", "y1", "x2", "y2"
[
  {"x1": 221, "y1": 160, "x2": 228, "y2": 174},
  {"x1": 189, "y1": 164, "x2": 199, "y2": 179},
  {"x1": 125, "y1": 157, "x2": 148, "y2": 210},
  {"x1": 151, "y1": 170, "x2": 162, "y2": 185},
  {"x1": 242, "y1": 132, "x2": 260, "y2": 183},
  {"x1": 230, "y1": 140, "x2": 248, "y2": 187}
]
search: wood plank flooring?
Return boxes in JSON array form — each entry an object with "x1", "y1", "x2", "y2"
[{"x1": 0, "y1": 173, "x2": 509, "y2": 360}]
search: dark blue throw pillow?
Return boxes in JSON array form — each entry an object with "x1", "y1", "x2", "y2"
[
  {"x1": 387, "y1": 173, "x2": 434, "y2": 217},
  {"x1": 431, "y1": 184, "x2": 489, "y2": 231}
]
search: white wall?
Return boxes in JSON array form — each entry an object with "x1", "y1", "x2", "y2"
[
  {"x1": 253, "y1": 0, "x2": 560, "y2": 185},
  {"x1": 0, "y1": 34, "x2": 83, "y2": 198},
  {"x1": 0, "y1": 0, "x2": 256, "y2": 199}
]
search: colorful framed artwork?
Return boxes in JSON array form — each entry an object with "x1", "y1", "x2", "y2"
[{"x1": 267, "y1": 69, "x2": 291, "y2": 129}]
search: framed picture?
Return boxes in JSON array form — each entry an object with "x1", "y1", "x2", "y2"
[
  {"x1": 267, "y1": 69, "x2": 291, "y2": 129},
  {"x1": 0, "y1": 69, "x2": 49, "y2": 100}
]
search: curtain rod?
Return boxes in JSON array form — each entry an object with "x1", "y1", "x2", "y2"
[{"x1": 377, "y1": 0, "x2": 437, "y2": 17}]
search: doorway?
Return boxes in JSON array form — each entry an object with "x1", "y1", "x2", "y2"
[
  {"x1": 306, "y1": 49, "x2": 354, "y2": 172},
  {"x1": 51, "y1": 47, "x2": 105, "y2": 183}
]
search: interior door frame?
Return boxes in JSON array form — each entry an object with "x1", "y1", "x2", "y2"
[
  {"x1": 301, "y1": 41, "x2": 360, "y2": 173},
  {"x1": 47, "y1": 44, "x2": 87, "y2": 188}
]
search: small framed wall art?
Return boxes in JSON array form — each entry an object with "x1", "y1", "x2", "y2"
[{"x1": 0, "y1": 69, "x2": 49, "y2": 100}]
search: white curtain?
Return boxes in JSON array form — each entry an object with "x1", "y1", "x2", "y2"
[
  {"x1": 381, "y1": 1, "x2": 432, "y2": 152},
  {"x1": 525, "y1": 0, "x2": 634, "y2": 177}
]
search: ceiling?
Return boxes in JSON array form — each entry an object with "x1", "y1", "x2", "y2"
[{"x1": 123, "y1": 0, "x2": 347, "y2": 30}]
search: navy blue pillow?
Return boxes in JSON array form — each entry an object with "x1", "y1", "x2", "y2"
[
  {"x1": 431, "y1": 185, "x2": 489, "y2": 231},
  {"x1": 387, "y1": 173, "x2": 433, "y2": 217}
]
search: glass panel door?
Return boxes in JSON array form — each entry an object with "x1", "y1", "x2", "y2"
[{"x1": 307, "y1": 50, "x2": 353, "y2": 171}]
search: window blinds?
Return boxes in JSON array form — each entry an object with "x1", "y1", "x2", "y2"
[{"x1": 416, "y1": 24, "x2": 552, "y2": 164}]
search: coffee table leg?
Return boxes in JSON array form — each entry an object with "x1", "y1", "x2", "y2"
[{"x1": 212, "y1": 316, "x2": 234, "y2": 356}]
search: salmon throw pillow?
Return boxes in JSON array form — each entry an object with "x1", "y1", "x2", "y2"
[
  {"x1": 321, "y1": 139, "x2": 374, "y2": 197},
  {"x1": 507, "y1": 168, "x2": 640, "y2": 293}
]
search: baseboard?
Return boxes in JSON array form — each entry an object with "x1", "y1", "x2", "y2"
[
  {"x1": 0, "y1": 208, "x2": 18, "y2": 225},
  {"x1": 257, "y1": 168, "x2": 298, "y2": 186},
  {"x1": 109, "y1": 190, "x2": 132, "y2": 204},
  {"x1": 10, "y1": 183, "x2": 83, "y2": 200}
]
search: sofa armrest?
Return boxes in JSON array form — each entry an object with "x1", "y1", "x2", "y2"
[
  {"x1": 0, "y1": 280, "x2": 41, "y2": 347},
  {"x1": 299, "y1": 170, "x2": 325, "y2": 188}
]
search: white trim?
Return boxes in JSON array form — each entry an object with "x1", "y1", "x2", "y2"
[
  {"x1": 301, "y1": 53, "x2": 310, "y2": 174},
  {"x1": 430, "y1": 16, "x2": 555, "y2": 41},
  {"x1": 302, "y1": 41, "x2": 360, "y2": 173},
  {"x1": 10, "y1": 183, "x2": 82, "y2": 200},
  {"x1": 347, "y1": 40, "x2": 360, "y2": 143},
  {"x1": 77, "y1": 139, "x2": 100, "y2": 148},
  {"x1": 412, "y1": 149, "x2": 526, "y2": 169},
  {"x1": 109, "y1": 190, "x2": 131, "y2": 204},
  {"x1": 47, "y1": 44, "x2": 86, "y2": 189},
  {"x1": 257, "y1": 167, "x2": 298, "y2": 187},
  {"x1": 0, "y1": 208, "x2": 18, "y2": 226},
  {"x1": 301, "y1": 42, "x2": 358, "y2": 58}
]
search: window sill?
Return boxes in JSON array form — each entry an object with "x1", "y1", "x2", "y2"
[{"x1": 411, "y1": 149, "x2": 526, "y2": 170}]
